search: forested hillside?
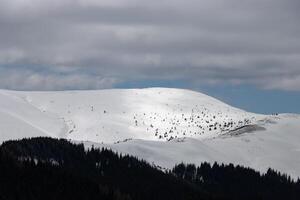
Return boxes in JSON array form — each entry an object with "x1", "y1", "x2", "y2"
[{"x1": 0, "y1": 137, "x2": 299, "y2": 200}]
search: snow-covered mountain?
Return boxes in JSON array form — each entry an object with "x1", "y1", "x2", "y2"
[
  {"x1": 0, "y1": 88, "x2": 300, "y2": 178},
  {"x1": 0, "y1": 88, "x2": 264, "y2": 143}
]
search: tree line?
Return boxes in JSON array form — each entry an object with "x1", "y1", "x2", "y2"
[{"x1": 0, "y1": 137, "x2": 299, "y2": 200}]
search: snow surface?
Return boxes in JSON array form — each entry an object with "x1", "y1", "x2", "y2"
[
  {"x1": 86, "y1": 114, "x2": 300, "y2": 178},
  {"x1": 0, "y1": 88, "x2": 299, "y2": 178},
  {"x1": 0, "y1": 90, "x2": 65, "y2": 141}
]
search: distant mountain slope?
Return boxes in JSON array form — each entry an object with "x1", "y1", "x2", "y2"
[
  {"x1": 89, "y1": 114, "x2": 300, "y2": 179},
  {"x1": 0, "y1": 88, "x2": 299, "y2": 178},
  {"x1": 0, "y1": 91, "x2": 65, "y2": 141},
  {"x1": 2, "y1": 88, "x2": 264, "y2": 143}
]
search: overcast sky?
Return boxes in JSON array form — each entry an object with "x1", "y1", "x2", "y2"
[{"x1": 0, "y1": 0, "x2": 299, "y2": 113}]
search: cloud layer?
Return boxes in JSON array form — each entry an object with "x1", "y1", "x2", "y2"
[{"x1": 0, "y1": 0, "x2": 299, "y2": 90}]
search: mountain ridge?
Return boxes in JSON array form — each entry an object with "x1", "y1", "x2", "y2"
[
  {"x1": 0, "y1": 87, "x2": 300, "y2": 178},
  {"x1": 0, "y1": 87, "x2": 265, "y2": 143}
]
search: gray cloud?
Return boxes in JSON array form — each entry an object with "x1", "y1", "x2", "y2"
[{"x1": 0, "y1": 0, "x2": 300, "y2": 91}]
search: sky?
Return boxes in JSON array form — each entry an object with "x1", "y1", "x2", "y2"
[{"x1": 0, "y1": 0, "x2": 299, "y2": 113}]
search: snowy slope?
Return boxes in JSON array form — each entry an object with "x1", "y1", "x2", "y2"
[
  {"x1": 0, "y1": 88, "x2": 299, "y2": 178},
  {"x1": 86, "y1": 114, "x2": 300, "y2": 178},
  {"x1": 5, "y1": 88, "x2": 264, "y2": 143},
  {"x1": 0, "y1": 90, "x2": 65, "y2": 141}
]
